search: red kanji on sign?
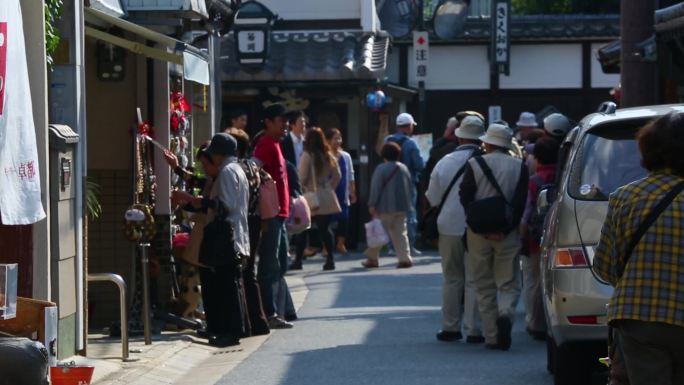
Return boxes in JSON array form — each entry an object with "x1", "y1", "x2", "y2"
[
  {"x1": 417, "y1": 36, "x2": 426, "y2": 45},
  {"x1": 0, "y1": 22, "x2": 6, "y2": 116}
]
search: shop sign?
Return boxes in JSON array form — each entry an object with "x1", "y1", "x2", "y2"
[
  {"x1": 491, "y1": 0, "x2": 510, "y2": 75},
  {"x1": 413, "y1": 31, "x2": 429, "y2": 81}
]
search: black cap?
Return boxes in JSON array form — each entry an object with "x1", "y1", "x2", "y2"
[
  {"x1": 263, "y1": 103, "x2": 288, "y2": 120},
  {"x1": 204, "y1": 133, "x2": 237, "y2": 157}
]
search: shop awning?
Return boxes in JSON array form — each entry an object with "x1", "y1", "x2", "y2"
[
  {"x1": 219, "y1": 31, "x2": 390, "y2": 83},
  {"x1": 84, "y1": 7, "x2": 210, "y2": 85}
]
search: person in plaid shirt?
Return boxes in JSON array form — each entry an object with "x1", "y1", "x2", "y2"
[{"x1": 594, "y1": 112, "x2": 684, "y2": 385}]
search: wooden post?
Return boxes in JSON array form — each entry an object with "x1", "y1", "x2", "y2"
[{"x1": 620, "y1": 0, "x2": 658, "y2": 107}]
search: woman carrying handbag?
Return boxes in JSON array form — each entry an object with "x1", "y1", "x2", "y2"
[{"x1": 292, "y1": 127, "x2": 341, "y2": 271}]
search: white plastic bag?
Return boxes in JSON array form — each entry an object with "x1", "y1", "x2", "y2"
[
  {"x1": 365, "y1": 218, "x2": 389, "y2": 248},
  {"x1": 286, "y1": 195, "x2": 311, "y2": 235}
]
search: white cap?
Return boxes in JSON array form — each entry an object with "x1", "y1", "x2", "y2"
[
  {"x1": 479, "y1": 124, "x2": 513, "y2": 149},
  {"x1": 543, "y1": 113, "x2": 571, "y2": 138},
  {"x1": 396, "y1": 112, "x2": 417, "y2": 126},
  {"x1": 455, "y1": 116, "x2": 485, "y2": 140}
]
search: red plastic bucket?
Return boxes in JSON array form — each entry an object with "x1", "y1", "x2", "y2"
[{"x1": 50, "y1": 366, "x2": 94, "y2": 385}]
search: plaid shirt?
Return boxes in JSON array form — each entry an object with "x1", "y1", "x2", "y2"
[{"x1": 594, "y1": 171, "x2": 684, "y2": 327}]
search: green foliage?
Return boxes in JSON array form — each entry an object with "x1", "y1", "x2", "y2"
[
  {"x1": 45, "y1": 0, "x2": 63, "y2": 67},
  {"x1": 86, "y1": 179, "x2": 102, "y2": 220},
  {"x1": 511, "y1": 0, "x2": 620, "y2": 14}
]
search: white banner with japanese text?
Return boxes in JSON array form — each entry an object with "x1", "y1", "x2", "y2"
[{"x1": 0, "y1": 0, "x2": 46, "y2": 224}]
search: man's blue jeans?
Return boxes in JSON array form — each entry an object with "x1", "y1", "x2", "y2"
[{"x1": 257, "y1": 216, "x2": 287, "y2": 317}]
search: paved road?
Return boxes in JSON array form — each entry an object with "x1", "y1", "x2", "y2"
[{"x1": 217, "y1": 252, "x2": 552, "y2": 385}]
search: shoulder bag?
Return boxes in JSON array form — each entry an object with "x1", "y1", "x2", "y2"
[
  {"x1": 606, "y1": 179, "x2": 684, "y2": 385},
  {"x1": 199, "y1": 201, "x2": 242, "y2": 268},
  {"x1": 421, "y1": 150, "x2": 477, "y2": 239},
  {"x1": 465, "y1": 156, "x2": 525, "y2": 234},
  {"x1": 259, "y1": 171, "x2": 280, "y2": 220},
  {"x1": 303, "y1": 156, "x2": 341, "y2": 216}
]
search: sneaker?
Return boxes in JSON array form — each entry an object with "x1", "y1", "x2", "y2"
[
  {"x1": 436, "y1": 330, "x2": 462, "y2": 342},
  {"x1": 411, "y1": 247, "x2": 422, "y2": 256},
  {"x1": 466, "y1": 335, "x2": 485, "y2": 344},
  {"x1": 268, "y1": 316, "x2": 294, "y2": 329},
  {"x1": 496, "y1": 316, "x2": 512, "y2": 350},
  {"x1": 396, "y1": 261, "x2": 413, "y2": 269}
]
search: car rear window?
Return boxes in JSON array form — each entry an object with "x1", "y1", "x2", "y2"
[{"x1": 568, "y1": 120, "x2": 649, "y2": 201}]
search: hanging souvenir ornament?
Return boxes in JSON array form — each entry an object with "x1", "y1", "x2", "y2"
[{"x1": 366, "y1": 89, "x2": 386, "y2": 112}]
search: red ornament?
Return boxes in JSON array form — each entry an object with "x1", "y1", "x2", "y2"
[{"x1": 137, "y1": 121, "x2": 155, "y2": 137}]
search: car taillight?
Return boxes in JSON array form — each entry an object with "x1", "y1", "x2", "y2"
[
  {"x1": 553, "y1": 248, "x2": 589, "y2": 268},
  {"x1": 567, "y1": 315, "x2": 598, "y2": 324}
]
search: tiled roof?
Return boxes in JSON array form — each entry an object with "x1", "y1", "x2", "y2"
[
  {"x1": 397, "y1": 14, "x2": 620, "y2": 42},
  {"x1": 655, "y1": 2, "x2": 684, "y2": 34},
  {"x1": 220, "y1": 31, "x2": 390, "y2": 82}
]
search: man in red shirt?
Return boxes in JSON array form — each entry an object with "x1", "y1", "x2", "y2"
[{"x1": 252, "y1": 103, "x2": 294, "y2": 329}]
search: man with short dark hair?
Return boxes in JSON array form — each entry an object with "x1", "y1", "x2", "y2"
[
  {"x1": 230, "y1": 109, "x2": 248, "y2": 131},
  {"x1": 281, "y1": 110, "x2": 306, "y2": 167},
  {"x1": 252, "y1": 103, "x2": 294, "y2": 329},
  {"x1": 459, "y1": 124, "x2": 528, "y2": 351}
]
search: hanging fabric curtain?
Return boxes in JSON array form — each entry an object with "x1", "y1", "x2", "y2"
[{"x1": 0, "y1": 0, "x2": 46, "y2": 225}]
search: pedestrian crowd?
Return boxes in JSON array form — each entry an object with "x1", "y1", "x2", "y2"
[
  {"x1": 165, "y1": 103, "x2": 362, "y2": 348},
  {"x1": 164, "y1": 103, "x2": 574, "y2": 352},
  {"x1": 162, "y1": 101, "x2": 684, "y2": 385}
]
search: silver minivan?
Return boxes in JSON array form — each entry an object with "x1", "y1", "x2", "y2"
[{"x1": 539, "y1": 103, "x2": 684, "y2": 385}]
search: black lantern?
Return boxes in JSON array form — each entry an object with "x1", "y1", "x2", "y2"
[{"x1": 233, "y1": 1, "x2": 276, "y2": 66}]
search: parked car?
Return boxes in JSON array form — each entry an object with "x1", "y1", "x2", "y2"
[{"x1": 538, "y1": 103, "x2": 684, "y2": 385}]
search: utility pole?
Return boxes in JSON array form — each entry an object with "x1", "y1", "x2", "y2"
[{"x1": 620, "y1": 0, "x2": 658, "y2": 107}]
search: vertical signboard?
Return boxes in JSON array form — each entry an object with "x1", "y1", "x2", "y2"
[
  {"x1": 413, "y1": 31, "x2": 429, "y2": 82},
  {"x1": 491, "y1": 0, "x2": 510, "y2": 75}
]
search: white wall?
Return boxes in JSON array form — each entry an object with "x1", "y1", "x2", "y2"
[
  {"x1": 591, "y1": 43, "x2": 620, "y2": 88},
  {"x1": 499, "y1": 44, "x2": 582, "y2": 89},
  {"x1": 408, "y1": 45, "x2": 490, "y2": 90},
  {"x1": 259, "y1": 0, "x2": 360, "y2": 21}
]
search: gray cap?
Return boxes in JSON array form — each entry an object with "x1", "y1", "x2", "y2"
[
  {"x1": 204, "y1": 133, "x2": 237, "y2": 157},
  {"x1": 543, "y1": 113, "x2": 571, "y2": 138},
  {"x1": 454, "y1": 115, "x2": 485, "y2": 140},
  {"x1": 479, "y1": 123, "x2": 513, "y2": 149}
]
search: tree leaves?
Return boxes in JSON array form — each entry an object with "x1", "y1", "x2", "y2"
[{"x1": 44, "y1": 0, "x2": 63, "y2": 67}]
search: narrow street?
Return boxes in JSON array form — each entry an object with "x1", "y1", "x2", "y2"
[{"x1": 217, "y1": 252, "x2": 551, "y2": 385}]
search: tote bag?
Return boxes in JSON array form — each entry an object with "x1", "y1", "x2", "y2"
[{"x1": 286, "y1": 195, "x2": 311, "y2": 235}]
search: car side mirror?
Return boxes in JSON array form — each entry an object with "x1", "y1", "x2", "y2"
[{"x1": 537, "y1": 188, "x2": 550, "y2": 214}]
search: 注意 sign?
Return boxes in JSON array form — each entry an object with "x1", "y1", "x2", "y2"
[
  {"x1": 413, "y1": 31, "x2": 429, "y2": 82},
  {"x1": 491, "y1": 0, "x2": 510, "y2": 75},
  {"x1": 0, "y1": 0, "x2": 46, "y2": 224}
]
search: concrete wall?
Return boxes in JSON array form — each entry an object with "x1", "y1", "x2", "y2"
[{"x1": 85, "y1": 35, "x2": 139, "y2": 328}]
